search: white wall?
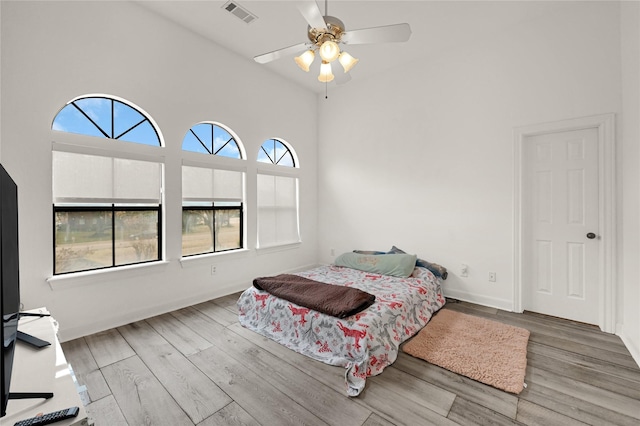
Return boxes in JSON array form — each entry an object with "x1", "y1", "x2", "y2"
[
  {"x1": 620, "y1": 0, "x2": 640, "y2": 365},
  {"x1": 318, "y1": 2, "x2": 630, "y2": 317},
  {"x1": 2, "y1": 0, "x2": 638, "y2": 365},
  {"x1": 0, "y1": 1, "x2": 318, "y2": 341}
]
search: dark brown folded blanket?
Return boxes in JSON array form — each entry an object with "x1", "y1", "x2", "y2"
[{"x1": 253, "y1": 274, "x2": 376, "y2": 319}]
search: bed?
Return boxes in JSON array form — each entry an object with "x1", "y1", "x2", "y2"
[{"x1": 237, "y1": 252, "x2": 446, "y2": 396}]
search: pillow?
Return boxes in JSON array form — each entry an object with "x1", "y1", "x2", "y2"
[
  {"x1": 334, "y1": 252, "x2": 417, "y2": 278},
  {"x1": 353, "y1": 250, "x2": 387, "y2": 255},
  {"x1": 388, "y1": 246, "x2": 448, "y2": 280}
]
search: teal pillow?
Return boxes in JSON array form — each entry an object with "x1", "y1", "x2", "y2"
[
  {"x1": 334, "y1": 252, "x2": 417, "y2": 278},
  {"x1": 388, "y1": 246, "x2": 448, "y2": 279}
]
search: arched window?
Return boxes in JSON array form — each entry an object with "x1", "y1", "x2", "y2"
[
  {"x1": 181, "y1": 122, "x2": 245, "y2": 257},
  {"x1": 257, "y1": 139, "x2": 296, "y2": 167},
  {"x1": 182, "y1": 122, "x2": 243, "y2": 159},
  {"x1": 51, "y1": 95, "x2": 163, "y2": 275},
  {"x1": 52, "y1": 95, "x2": 161, "y2": 146},
  {"x1": 256, "y1": 138, "x2": 300, "y2": 248}
]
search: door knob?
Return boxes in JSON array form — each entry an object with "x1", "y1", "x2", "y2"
[{"x1": 586, "y1": 232, "x2": 597, "y2": 239}]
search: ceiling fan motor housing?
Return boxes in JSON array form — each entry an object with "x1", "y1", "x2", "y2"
[{"x1": 308, "y1": 16, "x2": 345, "y2": 45}]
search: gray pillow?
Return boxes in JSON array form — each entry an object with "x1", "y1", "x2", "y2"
[{"x1": 335, "y1": 252, "x2": 417, "y2": 278}]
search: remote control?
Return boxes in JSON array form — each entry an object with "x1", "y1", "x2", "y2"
[{"x1": 13, "y1": 406, "x2": 79, "y2": 426}]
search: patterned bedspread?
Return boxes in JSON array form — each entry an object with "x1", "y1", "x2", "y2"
[{"x1": 237, "y1": 264, "x2": 446, "y2": 396}]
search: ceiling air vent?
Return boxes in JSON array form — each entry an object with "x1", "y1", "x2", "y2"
[{"x1": 222, "y1": 1, "x2": 257, "y2": 24}]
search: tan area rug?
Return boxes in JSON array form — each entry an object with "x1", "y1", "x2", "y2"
[{"x1": 402, "y1": 309, "x2": 530, "y2": 394}]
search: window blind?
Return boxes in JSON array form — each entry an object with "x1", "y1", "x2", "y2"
[
  {"x1": 52, "y1": 151, "x2": 162, "y2": 203},
  {"x1": 257, "y1": 173, "x2": 299, "y2": 248},
  {"x1": 182, "y1": 166, "x2": 243, "y2": 201}
]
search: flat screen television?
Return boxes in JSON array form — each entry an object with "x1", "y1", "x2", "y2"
[
  {"x1": 0, "y1": 163, "x2": 20, "y2": 418},
  {"x1": 0, "y1": 164, "x2": 53, "y2": 419}
]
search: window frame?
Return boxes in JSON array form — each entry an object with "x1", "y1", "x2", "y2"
[
  {"x1": 180, "y1": 160, "x2": 247, "y2": 258},
  {"x1": 181, "y1": 122, "x2": 247, "y2": 259},
  {"x1": 182, "y1": 122, "x2": 245, "y2": 159},
  {"x1": 50, "y1": 94, "x2": 165, "y2": 278},
  {"x1": 53, "y1": 204, "x2": 162, "y2": 275},
  {"x1": 52, "y1": 94, "x2": 163, "y2": 147},
  {"x1": 255, "y1": 138, "x2": 300, "y2": 250},
  {"x1": 256, "y1": 168, "x2": 301, "y2": 250},
  {"x1": 181, "y1": 202, "x2": 244, "y2": 257},
  {"x1": 257, "y1": 138, "x2": 298, "y2": 167}
]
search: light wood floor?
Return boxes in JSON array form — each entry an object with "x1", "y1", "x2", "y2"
[{"x1": 61, "y1": 294, "x2": 640, "y2": 425}]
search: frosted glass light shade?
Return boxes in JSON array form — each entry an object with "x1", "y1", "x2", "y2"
[
  {"x1": 318, "y1": 40, "x2": 340, "y2": 62},
  {"x1": 318, "y1": 61, "x2": 334, "y2": 82},
  {"x1": 294, "y1": 49, "x2": 315, "y2": 72},
  {"x1": 339, "y1": 51, "x2": 359, "y2": 73}
]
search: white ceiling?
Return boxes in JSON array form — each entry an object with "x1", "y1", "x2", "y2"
[{"x1": 135, "y1": 0, "x2": 572, "y2": 94}]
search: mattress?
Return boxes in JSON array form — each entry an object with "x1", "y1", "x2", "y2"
[{"x1": 237, "y1": 264, "x2": 445, "y2": 396}]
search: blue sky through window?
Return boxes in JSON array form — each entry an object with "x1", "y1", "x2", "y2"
[
  {"x1": 52, "y1": 96, "x2": 160, "y2": 146},
  {"x1": 182, "y1": 131, "x2": 209, "y2": 154},
  {"x1": 258, "y1": 139, "x2": 294, "y2": 167},
  {"x1": 182, "y1": 123, "x2": 241, "y2": 159}
]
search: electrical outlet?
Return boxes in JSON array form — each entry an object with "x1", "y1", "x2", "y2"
[
  {"x1": 489, "y1": 272, "x2": 496, "y2": 282},
  {"x1": 460, "y1": 263, "x2": 468, "y2": 277},
  {"x1": 211, "y1": 265, "x2": 217, "y2": 275}
]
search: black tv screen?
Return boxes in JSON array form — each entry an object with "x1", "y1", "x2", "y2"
[{"x1": 0, "y1": 164, "x2": 19, "y2": 418}]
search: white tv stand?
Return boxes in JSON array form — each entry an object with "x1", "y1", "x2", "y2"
[{"x1": 3, "y1": 308, "x2": 89, "y2": 426}]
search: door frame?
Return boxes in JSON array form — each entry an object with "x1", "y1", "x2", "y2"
[{"x1": 513, "y1": 113, "x2": 616, "y2": 332}]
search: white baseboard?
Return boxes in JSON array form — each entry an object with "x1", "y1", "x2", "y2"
[
  {"x1": 442, "y1": 288, "x2": 514, "y2": 312},
  {"x1": 58, "y1": 262, "x2": 321, "y2": 342},
  {"x1": 618, "y1": 330, "x2": 640, "y2": 369},
  {"x1": 58, "y1": 281, "x2": 242, "y2": 342}
]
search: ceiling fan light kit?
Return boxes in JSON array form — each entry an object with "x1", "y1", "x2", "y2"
[
  {"x1": 295, "y1": 49, "x2": 315, "y2": 72},
  {"x1": 254, "y1": 0, "x2": 411, "y2": 86},
  {"x1": 338, "y1": 51, "x2": 359, "y2": 73},
  {"x1": 318, "y1": 61, "x2": 335, "y2": 82},
  {"x1": 297, "y1": 14, "x2": 355, "y2": 79},
  {"x1": 318, "y1": 40, "x2": 340, "y2": 62}
]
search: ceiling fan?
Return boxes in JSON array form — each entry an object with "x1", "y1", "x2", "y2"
[{"x1": 253, "y1": 0, "x2": 412, "y2": 84}]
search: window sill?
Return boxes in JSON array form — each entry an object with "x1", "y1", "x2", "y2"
[
  {"x1": 180, "y1": 248, "x2": 251, "y2": 268},
  {"x1": 256, "y1": 241, "x2": 302, "y2": 255},
  {"x1": 47, "y1": 261, "x2": 170, "y2": 290}
]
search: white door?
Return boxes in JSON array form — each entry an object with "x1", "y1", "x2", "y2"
[{"x1": 522, "y1": 128, "x2": 599, "y2": 325}]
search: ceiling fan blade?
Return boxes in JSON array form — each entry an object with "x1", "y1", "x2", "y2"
[
  {"x1": 297, "y1": 0, "x2": 327, "y2": 30},
  {"x1": 341, "y1": 23, "x2": 412, "y2": 45},
  {"x1": 254, "y1": 42, "x2": 308, "y2": 64}
]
